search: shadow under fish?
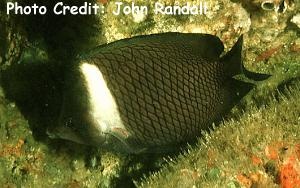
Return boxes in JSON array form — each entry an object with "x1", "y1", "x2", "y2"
[{"x1": 0, "y1": 32, "x2": 270, "y2": 153}]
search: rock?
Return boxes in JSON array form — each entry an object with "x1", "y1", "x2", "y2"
[{"x1": 291, "y1": 14, "x2": 300, "y2": 28}]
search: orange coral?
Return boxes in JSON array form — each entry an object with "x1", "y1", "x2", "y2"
[
  {"x1": 279, "y1": 162, "x2": 300, "y2": 188},
  {"x1": 237, "y1": 172, "x2": 267, "y2": 188},
  {"x1": 276, "y1": 144, "x2": 300, "y2": 188},
  {"x1": 237, "y1": 174, "x2": 252, "y2": 188},
  {"x1": 0, "y1": 139, "x2": 24, "y2": 157},
  {"x1": 251, "y1": 155, "x2": 263, "y2": 166},
  {"x1": 98, "y1": 0, "x2": 108, "y2": 4},
  {"x1": 265, "y1": 142, "x2": 286, "y2": 160}
]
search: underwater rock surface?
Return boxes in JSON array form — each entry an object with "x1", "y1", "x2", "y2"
[
  {"x1": 0, "y1": 0, "x2": 299, "y2": 187},
  {"x1": 140, "y1": 82, "x2": 300, "y2": 188}
]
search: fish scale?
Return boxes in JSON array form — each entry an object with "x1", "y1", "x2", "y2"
[
  {"x1": 89, "y1": 43, "x2": 225, "y2": 147},
  {"x1": 50, "y1": 32, "x2": 268, "y2": 153}
]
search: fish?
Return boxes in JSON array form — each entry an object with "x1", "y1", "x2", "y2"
[
  {"x1": 45, "y1": 32, "x2": 269, "y2": 153},
  {"x1": 46, "y1": 33, "x2": 265, "y2": 153}
]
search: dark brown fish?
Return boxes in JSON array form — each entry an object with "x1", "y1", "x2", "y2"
[{"x1": 46, "y1": 32, "x2": 268, "y2": 153}]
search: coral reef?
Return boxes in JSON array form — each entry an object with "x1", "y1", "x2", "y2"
[
  {"x1": 102, "y1": 0, "x2": 251, "y2": 49},
  {"x1": 291, "y1": 13, "x2": 300, "y2": 28}
]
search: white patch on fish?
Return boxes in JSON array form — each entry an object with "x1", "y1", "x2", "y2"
[{"x1": 80, "y1": 62, "x2": 128, "y2": 139}]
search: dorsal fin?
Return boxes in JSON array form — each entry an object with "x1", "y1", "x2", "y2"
[
  {"x1": 154, "y1": 33, "x2": 225, "y2": 59},
  {"x1": 220, "y1": 35, "x2": 243, "y2": 77},
  {"x1": 82, "y1": 32, "x2": 224, "y2": 61}
]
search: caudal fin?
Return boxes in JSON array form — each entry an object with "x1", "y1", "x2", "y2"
[
  {"x1": 221, "y1": 36, "x2": 271, "y2": 81},
  {"x1": 242, "y1": 64, "x2": 271, "y2": 81}
]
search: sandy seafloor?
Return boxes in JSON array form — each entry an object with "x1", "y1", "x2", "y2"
[{"x1": 0, "y1": 0, "x2": 300, "y2": 187}]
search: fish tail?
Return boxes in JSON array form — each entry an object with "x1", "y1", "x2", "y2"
[
  {"x1": 221, "y1": 35, "x2": 271, "y2": 81},
  {"x1": 221, "y1": 35, "x2": 243, "y2": 77},
  {"x1": 242, "y1": 64, "x2": 271, "y2": 81}
]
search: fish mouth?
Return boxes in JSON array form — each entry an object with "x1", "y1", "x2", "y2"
[
  {"x1": 46, "y1": 124, "x2": 108, "y2": 146},
  {"x1": 46, "y1": 121, "x2": 138, "y2": 153},
  {"x1": 46, "y1": 126, "x2": 88, "y2": 145}
]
